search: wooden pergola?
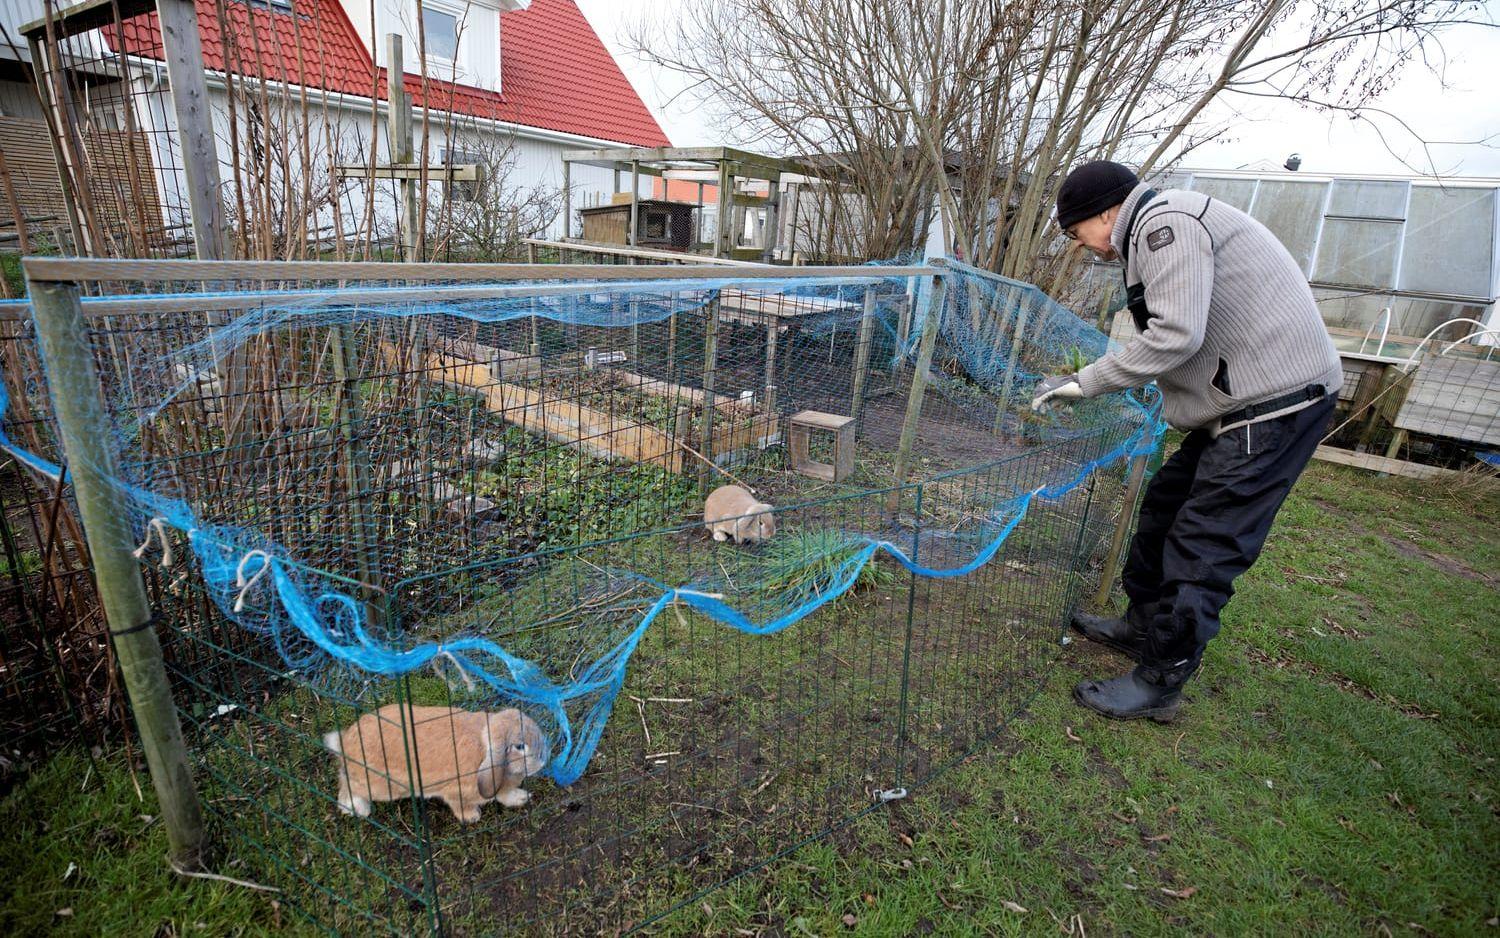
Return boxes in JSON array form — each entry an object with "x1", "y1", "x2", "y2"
[{"x1": 559, "y1": 147, "x2": 822, "y2": 263}]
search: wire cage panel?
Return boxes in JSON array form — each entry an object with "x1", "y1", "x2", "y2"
[{"x1": 2, "y1": 258, "x2": 1161, "y2": 932}]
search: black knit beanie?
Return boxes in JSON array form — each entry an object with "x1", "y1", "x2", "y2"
[{"x1": 1055, "y1": 161, "x2": 1139, "y2": 230}]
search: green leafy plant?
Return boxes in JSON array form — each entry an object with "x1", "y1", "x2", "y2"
[{"x1": 1064, "y1": 345, "x2": 1089, "y2": 375}]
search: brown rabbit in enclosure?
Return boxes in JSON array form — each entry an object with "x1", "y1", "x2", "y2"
[
  {"x1": 703, "y1": 484, "x2": 777, "y2": 544},
  {"x1": 323, "y1": 705, "x2": 549, "y2": 823}
]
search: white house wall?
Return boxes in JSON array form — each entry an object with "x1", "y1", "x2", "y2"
[
  {"x1": 336, "y1": 0, "x2": 537, "y2": 94},
  {"x1": 126, "y1": 65, "x2": 623, "y2": 246}
]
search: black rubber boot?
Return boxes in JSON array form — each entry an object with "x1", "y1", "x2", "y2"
[
  {"x1": 1072, "y1": 670, "x2": 1182, "y2": 723},
  {"x1": 1070, "y1": 605, "x2": 1151, "y2": 662}
]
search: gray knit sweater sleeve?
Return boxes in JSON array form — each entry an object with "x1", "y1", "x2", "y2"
[{"x1": 1077, "y1": 218, "x2": 1213, "y2": 398}]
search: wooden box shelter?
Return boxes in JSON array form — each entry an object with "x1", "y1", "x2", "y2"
[
  {"x1": 561, "y1": 146, "x2": 822, "y2": 262},
  {"x1": 579, "y1": 199, "x2": 695, "y2": 251}
]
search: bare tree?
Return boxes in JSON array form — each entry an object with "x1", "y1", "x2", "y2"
[
  {"x1": 419, "y1": 131, "x2": 563, "y2": 262},
  {"x1": 633, "y1": 0, "x2": 1495, "y2": 290}
]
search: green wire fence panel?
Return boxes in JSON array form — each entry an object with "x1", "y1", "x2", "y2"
[{"x1": 1, "y1": 257, "x2": 1161, "y2": 933}]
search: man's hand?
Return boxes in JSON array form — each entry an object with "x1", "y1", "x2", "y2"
[{"x1": 1030, "y1": 374, "x2": 1084, "y2": 412}]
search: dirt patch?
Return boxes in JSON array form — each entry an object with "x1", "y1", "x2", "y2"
[{"x1": 1309, "y1": 497, "x2": 1495, "y2": 586}]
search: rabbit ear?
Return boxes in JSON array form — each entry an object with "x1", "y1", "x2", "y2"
[
  {"x1": 477, "y1": 718, "x2": 502, "y2": 799},
  {"x1": 482, "y1": 711, "x2": 526, "y2": 795}
]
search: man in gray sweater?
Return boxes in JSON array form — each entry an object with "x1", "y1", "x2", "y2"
[{"x1": 1032, "y1": 160, "x2": 1342, "y2": 722}]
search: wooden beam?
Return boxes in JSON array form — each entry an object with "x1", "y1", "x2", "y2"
[
  {"x1": 21, "y1": 0, "x2": 153, "y2": 39},
  {"x1": 628, "y1": 159, "x2": 640, "y2": 248},
  {"x1": 21, "y1": 256, "x2": 942, "y2": 284},
  {"x1": 158, "y1": 0, "x2": 227, "y2": 259},
  {"x1": 386, "y1": 342, "x2": 684, "y2": 470},
  {"x1": 714, "y1": 160, "x2": 733, "y2": 258},
  {"x1": 1313, "y1": 445, "x2": 1465, "y2": 480},
  {"x1": 156, "y1": 0, "x2": 226, "y2": 259},
  {"x1": 560, "y1": 147, "x2": 816, "y2": 179},
  {"x1": 761, "y1": 180, "x2": 782, "y2": 263},
  {"x1": 384, "y1": 34, "x2": 420, "y2": 262},
  {"x1": 334, "y1": 163, "x2": 484, "y2": 182},
  {"x1": 520, "y1": 237, "x2": 761, "y2": 266},
  {"x1": 561, "y1": 159, "x2": 572, "y2": 239}
]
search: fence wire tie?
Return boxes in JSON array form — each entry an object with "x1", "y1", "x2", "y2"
[
  {"x1": 873, "y1": 787, "x2": 908, "y2": 803},
  {"x1": 233, "y1": 550, "x2": 271, "y2": 613},
  {"x1": 672, "y1": 589, "x2": 725, "y2": 601},
  {"x1": 132, "y1": 516, "x2": 174, "y2": 569}
]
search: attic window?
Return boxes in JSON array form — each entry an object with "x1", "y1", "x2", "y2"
[
  {"x1": 422, "y1": 7, "x2": 460, "y2": 61},
  {"x1": 239, "y1": 0, "x2": 295, "y2": 13}
]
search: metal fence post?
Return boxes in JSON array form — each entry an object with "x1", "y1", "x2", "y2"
[
  {"x1": 26, "y1": 276, "x2": 205, "y2": 868},
  {"x1": 893, "y1": 481, "x2": 922, "y2": 787}
]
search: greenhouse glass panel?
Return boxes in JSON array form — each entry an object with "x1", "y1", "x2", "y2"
[
  {"x1": 1391, "y1": 297, "x2": 1489, "y2": 341},
  {"x1": 1313, "y1": 287, "x2": 1392, "y2": 333},
  {"x1": 1397, "y1": 186, "x2": 1496, "y2": 298},
  {"x1": 1250, "y1": 180, "x2": 1328, "y2": 274},
  {"x1": 1313, "y1": 218, "x2": 1401, "y2": 289},
  {"x1": 1148, "y1": 171, "x2": 1194, "y2": 190},
  {"x1": 1188, "y1": 176, "x2": 1257, "y2": 210},
  {"x1": 1327, "y1": 179, "x2": 1408, "y2": 219}
]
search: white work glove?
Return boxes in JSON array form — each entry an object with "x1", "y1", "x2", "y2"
[{"x1": 1030, "y1": 374, "x2": 1084, "y2": 412}]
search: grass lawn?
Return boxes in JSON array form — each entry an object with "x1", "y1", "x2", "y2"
[{"x1": 3, "y1": 461, "x2": 1496, "y2": 935}]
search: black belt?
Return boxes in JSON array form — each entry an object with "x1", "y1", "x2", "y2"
[{"x1": 1220, "y1": 384, "x2": 1327, "y2": 427}]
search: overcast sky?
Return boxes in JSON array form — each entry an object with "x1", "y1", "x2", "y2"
[{"x1": 575, "y1": 0, "x2": 1500, "y2": 179}]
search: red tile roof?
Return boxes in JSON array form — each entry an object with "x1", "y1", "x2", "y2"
[{"x1": 109, "y1": 0, "x2": 671, "y2": 147}]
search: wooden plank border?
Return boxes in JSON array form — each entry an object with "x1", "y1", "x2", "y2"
[
  {"x1": 21, "y1": 256, "x2": 939, "y2": 284},
  {"x1": 1312, "y1": 445, "x2": 1468, "y2": 480}
]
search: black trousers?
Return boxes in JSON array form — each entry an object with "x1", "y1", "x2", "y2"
[{"x1": 1120, "y1": 394, "x2": 1336, "y2": 686}]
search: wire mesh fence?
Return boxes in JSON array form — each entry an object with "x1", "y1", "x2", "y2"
[{"x1": 1, "y1": 256, "x2": 1160, "y2": 931}]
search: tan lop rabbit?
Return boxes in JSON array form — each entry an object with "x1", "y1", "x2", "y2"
[
  {"x1": 703, "y1": 484, "x2": 776, "y2": 544},
  {"x1": 324, "y1": 704, "x2": 549, "y2": 823}
]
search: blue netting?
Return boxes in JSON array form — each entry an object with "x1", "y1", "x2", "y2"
[{"x1": 0, "y1": 261, "x2": 1162, "y2": 786}]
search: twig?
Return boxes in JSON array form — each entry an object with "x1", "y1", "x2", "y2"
[
  {"x1": 629, "y1": 695, "x2": 652, "y2": 748},
  {"x1": 715, "y1": 557, "x2": 737, "y2": 591},
  {"x1": 751, "y1": 770, "x2": 780, "y2": 796},
  {"x1": 673, "y1": 439, "x2": 756, "y2": 494},
  {"x1": 169, "y1": 859, "x2": 281, "y2": 893}
]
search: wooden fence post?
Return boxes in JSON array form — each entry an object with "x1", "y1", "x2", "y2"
[
  {"x1": 698, "y1": 294, "x2": 721, "y2": 492},
  {"x1": 1092, "y1": 453, "x2": 1149, "y2": 608},
  {"x1": 27, "y1": 277, "x2": 205, "y2": 868},
  {"x1": 849, "y1": 285, "x2": 877, "y2": 428},
  {"x1": 888, "y1": 268, "x2": 947, "y2": 511}
]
